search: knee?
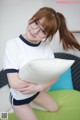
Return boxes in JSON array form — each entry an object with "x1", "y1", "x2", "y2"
[{"x1": 48, "y1": 104, "x2": 59, "y2": 112}]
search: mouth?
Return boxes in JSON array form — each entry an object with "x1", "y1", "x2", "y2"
[{"x1": 29, "y1": 31, "x2": 36, "y2": 38}]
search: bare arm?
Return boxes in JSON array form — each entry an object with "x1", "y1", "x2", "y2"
[
  {"x1": 7, "y1": 73, "x2": 31, "y2": 91},
  {"x1": 7, "y1": 72, "x2": 58, "y2": 94},
  {"x1": 18, "y1": 77, "x2": 59, "y2": 94}
]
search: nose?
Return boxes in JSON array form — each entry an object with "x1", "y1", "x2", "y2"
[{"x1": 33, "y1": 28, "x2": 40, "y2": 34}]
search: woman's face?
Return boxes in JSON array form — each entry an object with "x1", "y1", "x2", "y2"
[{"x1": 26, "y1": 18, "x2": 48, "y2": 42}]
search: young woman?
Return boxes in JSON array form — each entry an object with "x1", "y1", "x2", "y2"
[{"x1": 3, "y1": 7, "x2": 80, "y2": 120}]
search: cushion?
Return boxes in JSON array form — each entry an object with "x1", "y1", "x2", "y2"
[
  {"x1": 19, "y1": 58, "x2": 75, "y2": 84},
  {"x1": 0, "y1": 70, "x2": 8, "y2": 88},
  {"x1": 8, "y1": 90, "x2": 80, "y2": 120},
  {"x1": 0, "y1": 85, "x2": 11, "y2": 112},
  {"x1": 50, "y1": 68, "x2": 73, "y2": 90}
]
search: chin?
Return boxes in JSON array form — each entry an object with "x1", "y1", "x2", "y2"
[{"x1": 27, "y1": 32, "x2": 41, "y2": 42}]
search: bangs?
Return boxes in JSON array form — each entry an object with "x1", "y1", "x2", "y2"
[{"x1": 41, "y1": 17, "x2": 58, "y2": 37}]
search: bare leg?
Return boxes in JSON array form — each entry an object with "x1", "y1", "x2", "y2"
[
  {"x1": 12, "y1": 104, "x2": 37, "y2": 120},
  {"x1": 33, "y1": 91, "x2": 59, "y2": 112}
]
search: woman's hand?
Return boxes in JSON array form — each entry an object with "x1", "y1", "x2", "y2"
[
  {"x1": 7, "y1": 72, "x2": 44, "y2": 94},
  {"x1": 7, "y1": 72, "x2": 58, "y2": 94},
  {"x1": 7, "y1": 73, "x2": 31, "y2": 90},
  {"x1": 20, "y1": 77, "x2": 59, "y2": 94},
  {"x1": 17, "y1": 83, "x2": 44, "y2": 94}
]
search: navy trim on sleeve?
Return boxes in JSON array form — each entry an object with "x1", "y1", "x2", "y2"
[{"x1": 4, "y1": 69, "x2": 19, "y2": 73}]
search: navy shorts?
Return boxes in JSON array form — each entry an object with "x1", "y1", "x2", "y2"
[{"x1": 9, "y1": 92, "x2": 40, "y2": 106}]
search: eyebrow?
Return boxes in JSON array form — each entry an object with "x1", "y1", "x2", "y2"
[{"x1": 38, "y1": 20, "x2": 44, "y2": 30}]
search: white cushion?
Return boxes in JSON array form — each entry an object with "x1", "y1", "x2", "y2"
[
  {"x1": 0, "y1": 85, "x2": 11, "y2": 112},
  {"x1": 19, "y1": 58, "x2": 75, "y2": 84}
]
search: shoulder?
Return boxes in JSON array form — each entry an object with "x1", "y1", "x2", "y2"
[
  {"x1": 42, "y1": 42, "x2": 55, "y2": 58},
  {"x1": 40, "y1": 42, "x2": 51, "y2": 48},
  {"x1": 6, "y1": 37, "x2": 20, "y2": 49},
  {"x1": 42, "y1": 42, "x2": 53, "y2": 51},
  {"x1": 6, "y1": 37, "x2": 19, "y2": 45}
]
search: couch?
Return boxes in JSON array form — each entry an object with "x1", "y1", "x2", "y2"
[{"x1": 0, "y1": 53, "x2": 80, "y2": 120}]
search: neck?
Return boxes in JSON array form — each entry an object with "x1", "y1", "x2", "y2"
[{"x1": 23, "y1": 34, "x2": 41, "y2": 44}]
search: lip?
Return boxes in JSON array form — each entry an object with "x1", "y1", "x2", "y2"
[{"x1": 29, "y1": 31, "x2": 36, "y2": 37}]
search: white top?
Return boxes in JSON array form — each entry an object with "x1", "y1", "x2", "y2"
[{"x1": 3, "y1": 34, "x2": 54, "y2": 100}]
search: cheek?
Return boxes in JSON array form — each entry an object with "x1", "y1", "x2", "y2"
[{"x1": 27, "y1": 24, "x2": 31, "y2": 31}]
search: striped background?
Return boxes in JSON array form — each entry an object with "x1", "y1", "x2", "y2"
[{"x1": 54, "y1": 53, "x2": 80, "y2": 91}]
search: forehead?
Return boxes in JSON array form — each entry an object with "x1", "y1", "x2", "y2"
[
  {"x1": 38, "y1": 17, "x2": 46, "y2": 24},
  {"x1": 38, "y1": 17, "x2": 49, "y2": 27}
]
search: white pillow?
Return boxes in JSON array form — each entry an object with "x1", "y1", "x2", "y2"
[
  {"x1": 19, "y1": 58, "x2": 75, "y2": 84},
  {"x1": 0, "y1": 85, "x2": 11, "y2": 112}
]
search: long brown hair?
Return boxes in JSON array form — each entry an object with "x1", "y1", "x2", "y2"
[{"x1": 30, "y1": 7, "x2": 80, "y2": 51}]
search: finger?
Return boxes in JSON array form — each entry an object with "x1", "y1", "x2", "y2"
[
  {"x1": 23, "y1": 81, "x2": 32, "y2": 85},
  {"x1": 21, "y1": 83, "x2": 31, "y2": 88},
  {"x1": 17, "y1": 87, "x2": 32, "y2": 93},
  {"x1": 21, "y1": 91, "x2": 34, "y2": 94},
  {"x1": 16, "y1": 87, "x2": 28, "y2": 92}
]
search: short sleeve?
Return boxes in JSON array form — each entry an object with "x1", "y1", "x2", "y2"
[{"x1": 3, "y1": 40, "x2": 19, "y2": 73}]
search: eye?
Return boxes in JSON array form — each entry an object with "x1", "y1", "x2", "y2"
[
  {"x1": 35, "y1": 21, "x2": 38, "y2": 25},
  {"x1": 42, "y1": 30, "x2": 46, "y2": 33},
  {"x1": 42, "y1": 29, "x2": 47, "y2": 35}
]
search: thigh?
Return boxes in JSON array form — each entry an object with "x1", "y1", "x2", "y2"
[
  {"x1": 33, "y1": 91, "x2": 59, "y2": 112},
  {"x1": 12, "y1": 104, "x2": 37, "y2": 120}
]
